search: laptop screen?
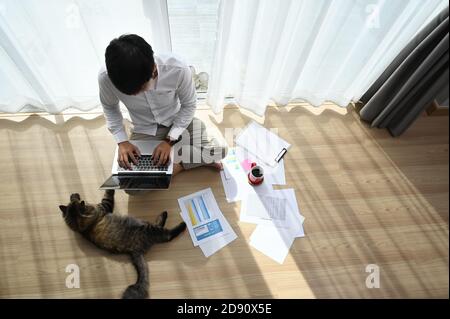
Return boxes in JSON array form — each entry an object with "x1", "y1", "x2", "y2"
[{"x1": 100, "y1": 175, "x2": 171, "y2": 190}]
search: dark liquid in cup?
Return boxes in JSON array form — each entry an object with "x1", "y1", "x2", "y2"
[{"x1": 252, "y1": 168, "x2": 262, "y2": 177}]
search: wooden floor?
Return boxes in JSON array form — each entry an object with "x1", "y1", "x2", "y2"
[{"x1": 0, "y1": 105, "x2": 448, "y2": 298}]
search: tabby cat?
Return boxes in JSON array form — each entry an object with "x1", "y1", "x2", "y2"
[{"x1": 59, "y1": 190, "x2": 186, "y2": 299}]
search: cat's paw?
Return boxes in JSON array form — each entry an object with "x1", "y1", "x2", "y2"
[
  {"x1": 122, "y1": 283, "x2": 148, "y2": 299},
  {"x1": 178, "y1": 222, "x2": 187, "y2": 232},
  {"x1": 156, "y1": 211, "x2": 168, "y2": 227},
  {"x1": 169, "y1": 222, "x2": 187, "y2": 240},
  {"x1": 105, "y1": 189, "x2": 115, "y2": 197}
]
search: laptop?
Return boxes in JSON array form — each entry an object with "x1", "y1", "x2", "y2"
[{"x1": 100, "y1": 140, "x2": 174, "y2": 190}]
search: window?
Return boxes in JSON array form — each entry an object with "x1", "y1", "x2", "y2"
[{"x1": 167, "y1": 0, "x2": 220, "y2": 94}]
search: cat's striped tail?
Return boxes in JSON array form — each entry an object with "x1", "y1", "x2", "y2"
[{"x1": 122, "y1": 253, "x2": 149, "y2": 299}]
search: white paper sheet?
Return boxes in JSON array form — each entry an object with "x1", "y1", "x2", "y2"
[
  {"x1": 278, "y1": 188, "x2": 305, "y2": 238},
  {"x1": 178, "y1": 188, "x2": 231, "y2": 246},
  {"x1": 250, "y1": 225, "x2": 295, "y2": 264},
  {"x1": 180, "y1": 212, "x2": 237, "y2": 258},
  {"x1": 220, "y1": 148, "x2": 253, "y2": 202},
  {"x1": 199, "y1": 232, "x2": 238, "y2": 258},
  {"x1": 240, "y1": 193, "x2": 290, "y2": 228},
  {"x1": 251, "y1": 196, "x2": 287, "y2": 220},
  {"x1": 245, "y1": 189, "x2": 306, "y2": 264},
  {"x1": 235, "y1": 121, "x2": 291, "y2": 167},
  {"x1": 240, "y1": 188, "x2": 304, "y2": 235}
]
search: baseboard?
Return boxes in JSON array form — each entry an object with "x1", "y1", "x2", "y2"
[{"x1": 426, "y1": 100, "x2": 449, "y2": 116}]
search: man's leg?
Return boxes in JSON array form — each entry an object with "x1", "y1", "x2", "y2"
[
  {"x1": 129, "y1": 127, "x2": 169, "y2": 143},
  {"x1": 174, "y1": 118, "x2": 228, "y2": 170}
]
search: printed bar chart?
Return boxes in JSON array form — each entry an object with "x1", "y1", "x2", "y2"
[{"x1": 185, "y1": 194, "x2": 212, "y2": 226}]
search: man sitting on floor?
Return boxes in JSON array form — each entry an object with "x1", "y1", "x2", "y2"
[{"x1": 98, "y1": 34, "x2": 227, "y2": 187}]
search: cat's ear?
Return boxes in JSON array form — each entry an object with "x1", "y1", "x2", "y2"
[
  {"x1": 80, "y1": 201, "x2": 85, "y2": 210},
  {"x1": 59, "y1": 205, "x2": 67, "y2": 214}
]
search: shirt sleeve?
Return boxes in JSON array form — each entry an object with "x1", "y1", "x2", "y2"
[
  {"x1": 98, "y1": 72, "x2": 128, "y2": 144},
  {"x1": 167, "y1": 66, "x2": 197, "y2": 140}
]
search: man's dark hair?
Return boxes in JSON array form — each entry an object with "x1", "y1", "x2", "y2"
[{"x1": 105, "y1": 34, "x2": 155, "y2": 95}]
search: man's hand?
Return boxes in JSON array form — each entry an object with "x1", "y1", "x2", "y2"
[
  {"x1": 152, "y1": 141, "x2": 172, "y2": 166},
  {"x1": 118, "y1": 141, "x2": 141, "y2": 169}
]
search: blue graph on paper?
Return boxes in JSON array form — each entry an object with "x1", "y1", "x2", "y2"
[
  {"x1": 189, "y1": 195, "x2": 211, "y2": 225},
  {"x1": 194, "y1": 219, "x2": 223, "y2": 241}
]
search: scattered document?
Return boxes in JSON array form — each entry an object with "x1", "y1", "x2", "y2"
[
  {"x1": 240, "y1": 189, "x2": 304, "y2": 231},
  {"x1": 179, "y1": 188, "x2": 230, "y2": 246},
  {"x1": 220, "y1": 148, "x2": 253, "y2": 202},
  {"x1": 242, "y1": 188, "x2": 305, "y2": 264},
  {"x1": 199, "y1": 232, "x2": 238, "y2": 258},
  {"x1": 178, "y1": 188, "x2": 237, "y2": 257},
  {"x1": 217, "y1": 121, "x2": 306, "y2": 265},
  {"x1": 251, "y1": 196, "x2": 287, "y2": 220},
  {"x1": 274, "y1": 188, "x2": 305, "y2": 238},
  {"x1": 250, "y1": 225, "x2": 295, "y2": 264},
  {"x1": 180, "y1": 212, "x2": 237, "y2": 258},
  {"x1": 220, "y1": 148, "x2": 274, "y2": 203},
  {"x1": 240, "y1": 193, "x2": 290, "y2": 228},
  {"x1": 235, "y1": 121, "x2": 291, "y2": 167}
]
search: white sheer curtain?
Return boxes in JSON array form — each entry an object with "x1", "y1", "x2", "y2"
[
  {"x1": 0, "y1": 0, "x2": 170, "y2": 113},
  {"x1": 207, "y1": 0, "x2": 449, "y2": 116}
]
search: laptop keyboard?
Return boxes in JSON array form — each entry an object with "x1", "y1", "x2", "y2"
[{"x1": 118, "y1": 155, "x2": 169, "y2": 172}]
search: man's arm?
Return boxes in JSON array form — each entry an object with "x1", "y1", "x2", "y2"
[
  {"x1": 98, "y1": 72, "x2": 140, "y2": 169},
  {"x1": 167, "y1": 66, "x2": 197, "y2": 141},
  {"x1": 98, "y1": 72, "x2": 128, "y2": 144}
]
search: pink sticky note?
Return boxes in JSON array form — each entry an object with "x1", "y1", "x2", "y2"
[{"x1": 241, "y1": 159, "x2": 253, "y2": 171}]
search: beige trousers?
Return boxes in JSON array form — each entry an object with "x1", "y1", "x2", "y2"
[{"x1": 129, "y1": 117, "x2": 227, "y2": 170}]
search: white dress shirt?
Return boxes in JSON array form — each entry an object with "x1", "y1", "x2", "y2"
[{"x1": 98, "y1": 53, "x2": 197, "y2": 143}]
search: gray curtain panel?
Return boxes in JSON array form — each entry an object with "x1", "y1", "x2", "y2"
[{"x1": 359, "y1": 6, "x2": 449, "y2": 137}]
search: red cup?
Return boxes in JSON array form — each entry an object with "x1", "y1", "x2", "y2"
[{"x1": 248, "y1": 162, "x2": 264, "y2": 186}]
